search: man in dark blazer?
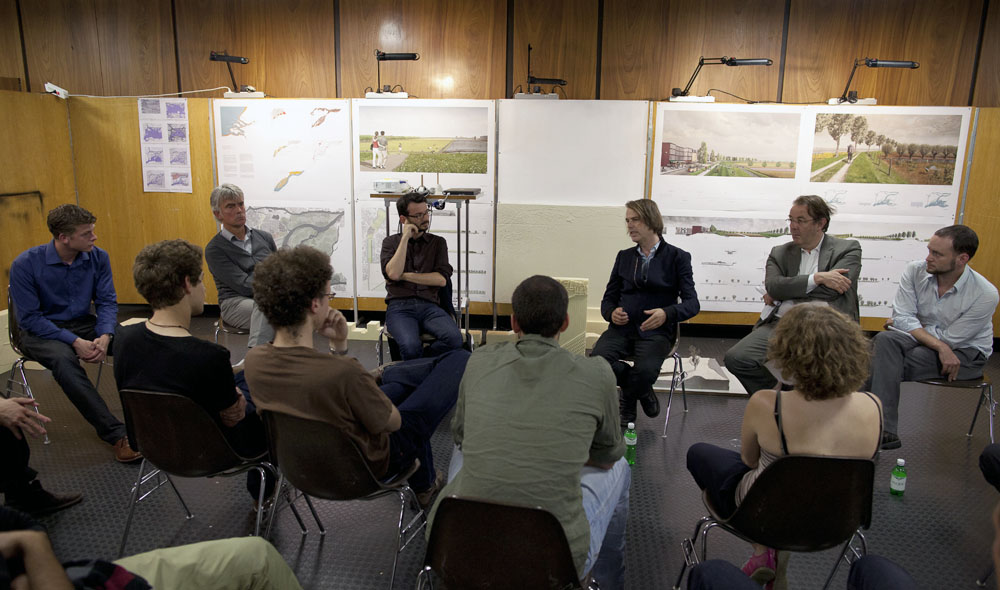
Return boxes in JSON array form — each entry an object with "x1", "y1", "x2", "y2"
[
  {"x1": 205, "y1": 184, "x2": 277, "y2": 348},
  {"x1": 725, "y1": 195, "x2": 861, "y2": 395},
  {"x1": 592, "y1": 199, "x2": 700, "y2": 426}
]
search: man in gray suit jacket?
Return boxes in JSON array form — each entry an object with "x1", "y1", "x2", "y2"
[
  {"x1": 724, "y1": 195, "x2": 862, "y2": 395},
  {"x1": 205, "y1": 184, "x2": 276, "y2": 348}
]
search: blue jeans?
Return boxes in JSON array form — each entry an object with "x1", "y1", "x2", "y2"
[
  {"x1": 382, "y1": 350, "x2": 469, "y2": 491},
  {"x1": 448, "y1": 448, "x2": 630, "y2": 590},
  {"x1": 385, "y1": 298, "x2": 463, "y2": 361},
  {"x1": 688, "y1": 556, "x2": 915, "y2": 590}
]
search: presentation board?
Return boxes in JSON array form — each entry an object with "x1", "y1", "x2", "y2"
[
  {"x1": 212, "y1": 99, "x2": 355, "y2": 294},
  {"x1": 650, "y1": 103, "x2": 970, "y2": 317},
  {"x1": 497, "y1": 99, "x2": 650, "y2": 206}
]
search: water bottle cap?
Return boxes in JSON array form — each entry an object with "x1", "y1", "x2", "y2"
[
  {"x1": 896, "y1": 458, "x2": 905, "y2": 466},
  {"x1": 627, "y1": 422, "x2": 635, "y2": 429}
]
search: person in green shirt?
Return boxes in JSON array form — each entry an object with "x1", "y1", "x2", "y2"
[{"x1": 428, "y1": 275, "x2": 630, "y2": 589}]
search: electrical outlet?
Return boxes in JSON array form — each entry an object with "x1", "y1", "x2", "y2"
[{"x1": 44, "y1": 82, "x2": 68, "y2": 99}]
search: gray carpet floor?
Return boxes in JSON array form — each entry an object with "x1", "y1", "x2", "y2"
[{"x1": 4, "y1": 311, "x2": 997, "y2": 589}]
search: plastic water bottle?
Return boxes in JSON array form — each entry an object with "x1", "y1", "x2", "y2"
[
  {"x1": 890, "y1": 458, "x2": 907, "y2": 496},
  {"x1": 624, "y1": 423, "x2": 637, "y2": 466}
]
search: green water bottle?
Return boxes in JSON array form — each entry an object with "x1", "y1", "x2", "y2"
[
  {"x1": 890, "y1": 458, "x2": 907, "y2": 496},
  {"x1": 624, "y1": 423, "x2": 637, "y2": 466}
]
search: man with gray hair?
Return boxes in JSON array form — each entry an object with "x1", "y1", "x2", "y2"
[{"x1": 205, "y1": 184, "x2": 276, "y2": 348}]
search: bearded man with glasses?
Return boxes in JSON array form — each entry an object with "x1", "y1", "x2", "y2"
[
  {"x1": 380, "y1": 193, "x2": 463, "y2": 360},
  {"x1": 724, "y1": 195, "x2": 862, "y2": 396}
]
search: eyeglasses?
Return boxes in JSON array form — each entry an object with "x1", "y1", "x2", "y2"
[
  {"x1": 786, "y1": 217, "x2": 815, "y2": 225},
  {"x1": 406, "y1": 210, "x2": 432, "y2": 220},
  {"x1": 324, "y1": 291, "x2": 336, "y2": 299}
]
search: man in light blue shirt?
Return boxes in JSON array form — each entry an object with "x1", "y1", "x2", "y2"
[{"x1": 868, "y1": 225, "x2": 998, "y2": 450}]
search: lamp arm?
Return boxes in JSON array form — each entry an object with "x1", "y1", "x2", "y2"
[
  {"x1": 225, "y1": 61, "x2": 239, "y2": 92},
  {"x1": 839, "y1": 58, "x2": 862, "y2": 103}
]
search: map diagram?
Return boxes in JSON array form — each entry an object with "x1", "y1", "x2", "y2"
[
  {"x1": 138, "y1": 97, "x2": 191, "y2": 193},
  {"x1": 246, "y1": 206, "x2": 351, "y2": 292}
]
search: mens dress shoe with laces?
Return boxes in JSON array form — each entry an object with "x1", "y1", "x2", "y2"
[
  {"x1": 114, "y1": 437, "x2": 143, "y2": 463},
  {"x1": 5, "y1": 480, "x2": 83, "y2": 516}
]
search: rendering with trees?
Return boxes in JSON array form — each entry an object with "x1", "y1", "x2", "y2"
[{"x1": 811, "y1": 113, "x2": 961, "y2": 185}]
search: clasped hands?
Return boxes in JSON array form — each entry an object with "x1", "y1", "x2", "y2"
[{"x1": 612, "y1": 307, "x2": 666, "y2": 331}]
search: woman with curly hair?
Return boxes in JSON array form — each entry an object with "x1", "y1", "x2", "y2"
[{"x1": 686, "y1": 305, "x2": 883, "y2": 588}]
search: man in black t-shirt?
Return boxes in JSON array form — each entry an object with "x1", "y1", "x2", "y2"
[{"x1": 113, "y1": 239, "x2": 270, "y2": 498}]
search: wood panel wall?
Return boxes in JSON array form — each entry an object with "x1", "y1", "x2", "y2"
[
  {"x1": 338, "y1": 0, "x2": 507, "y2": 99},
  {"x1": 973, "y1": 0, "x2": 1000, "y2": 106},
  {"x1": 959, "y1": 108, "x2": 1000, "y2": 334},
  {"x1": 511, "y1": 0, "x2": 599, "y2": 99},
  {"x1": 0, "y1": 91, "x2": 78, "y2": 308},
  {"x1": 5, "y1": 0, "x2": 1000, "y2": 105},
  {"x1": 784, "y1": 0, "x2": 984, "y2": 106},
  {"x1": 174, "y1": 0, "x2": 337, "y2": 100},
  {"x1": 601, "y1": 0, "x2": 786, "y2": 102},
  {"x1": 0, "y1": 0, "x2": 25, "y2": 90},
  {"x1": 68, "y1": 97, "x2": 220, "y2": 305}
]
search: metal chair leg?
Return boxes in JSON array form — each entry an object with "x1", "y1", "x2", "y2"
[
  {"x1": 119, "y1": 459, "x2": 148, "y2": 557},
  {"x1": 7, "y1": 359, "x2": 49, "y2": 445},
  {"x1": 663, "y1": 353, "x2": 683, "y2": 438},
  {"x1": 265, "y1": 473, "x2": 287, "y2": 538},
  {"x1": 302, "y1": 494, "x2": 325, "y2": 534},
  {"x1": 968, "y1": 384, "x2": 995, "y2": 443},
  {"x1": 976, "y1": 562, "x2": 995, "y2": 587}
]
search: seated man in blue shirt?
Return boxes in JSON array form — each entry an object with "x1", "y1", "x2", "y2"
[
  {"x1": 867, "y1": 225, "x2": 999, "y2": 450},
  {"x1": 9, "y1": 204, "x2": 139, "y2": 463}
]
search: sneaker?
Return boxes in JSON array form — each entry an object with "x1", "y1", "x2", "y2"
[
  {"x1": 741, "y1": 547, "x2": 776, "y2": 585},
  {"x1": 880, "y1": 432, "x2": 902, "y2": 450},
  {"x1": 114, "y1": 438, "x2": 143, "y2": 463},
  {"x1": 415, "y1": 469, "x2": 445, "y2": 509},
  {"x1": 5, "y1": 480, "x2": 83, "y2": 516},
  {"x1": 638, "y1": 393, "x2": 660, "y2": 418}
]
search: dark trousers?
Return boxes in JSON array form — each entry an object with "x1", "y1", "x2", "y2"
[
  {"x1": 381, "y1": 349, "x2": 469, "y2": 491},
  {"x1": 865, "y1": 330, "x2": 986, "y2": 433},
  {"x1": 17, "y1": 316, "x2": 126, "y2": 444},
  {"x1": 981, "y1": 443, "x2": 1000, "y2": 493},
  {"x1": 686, "y1": 443, "x2": 751, "y2": 519},
  {"x1": 231, "y1": 372, "x2": 274, "y2": 500},
  {"x1": 385, "y1": 298, "x2": 464, "y2": 361},
  {"x1": 591, "y1": 329, "x2": 671, "y2": 402},
  {"x1": 0, "y1": 427, "x2": 36, "y2": 497}
]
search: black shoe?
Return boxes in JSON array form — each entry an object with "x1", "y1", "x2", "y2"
[
  {"x1": 6, "y1": 480, "x2": 83, "y2": 516},
  {"x1": 639, "y1": 393, "x2": 660, "y2": 418},
  {"x1": 620, "y1": 398, "x2": 637, "y2": 428},
  {"x1": 880, "y1": 432, "x2": 901, "y2": 450}
]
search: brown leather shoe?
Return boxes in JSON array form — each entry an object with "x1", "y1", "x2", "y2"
[
  {"x1": 415, "y1": 469, "x2": 445, "y2": 509},
  {"x1": 114, "y1": 438, "x2": 142, "y2": 463}
]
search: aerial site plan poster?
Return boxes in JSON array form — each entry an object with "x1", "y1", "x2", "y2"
[
  {"x1": 212, "y1": 99, "x2": 355, "y2": 295},
  {"x1": 651, "y1": 103, "x2": 971, "y2": 317}
]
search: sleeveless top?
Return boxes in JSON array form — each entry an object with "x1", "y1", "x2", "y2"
[{"x1": 734, "y1": 390, "x2": 882, "y2": 505}]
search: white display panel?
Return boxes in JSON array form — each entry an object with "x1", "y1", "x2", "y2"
[
  {"x1": 213, "y1": 99, "x2": 354, "y2": 295},
  {"x1": 651, "y1": 103, "x2": 971, "y2": 317},
  {"x1": 497, "y1": 99, "x2": 650, "y2": 206}
]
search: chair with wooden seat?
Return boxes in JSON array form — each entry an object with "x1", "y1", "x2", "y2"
[
  {"x1": 416, "y1": 496, "x2": 587, "y2": 590},
  {"x1": 262, "y1": 410, "x2": 425, "y2": 589},
  {"x1": 673, "y1": 454, "x2": 875, "y2": 590},
  {"x1": 117, "y1": 388, "x2": 273, "y2": 557}
]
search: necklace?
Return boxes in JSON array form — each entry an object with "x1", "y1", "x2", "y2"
[{"x1": 147, "y1": 320, "x2": 190, "y2": 331}]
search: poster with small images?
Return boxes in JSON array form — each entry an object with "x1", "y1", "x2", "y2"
[{"x1": 138, "y1": 97, "x2": 192, "y2": 193}]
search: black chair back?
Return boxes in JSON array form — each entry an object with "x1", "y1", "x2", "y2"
[
  {"x1": 719, "y1": 454, "x2": 874, "y2": 552},
  {"x1": 263, "y1": 410, "x2": 382, "y2": 501},
  {"x1": 119, "y1": 388, "x2": 255, "y2": 477},
  {"x1": 426, "y1": 496, "x2": 582, "y2": 589}
]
